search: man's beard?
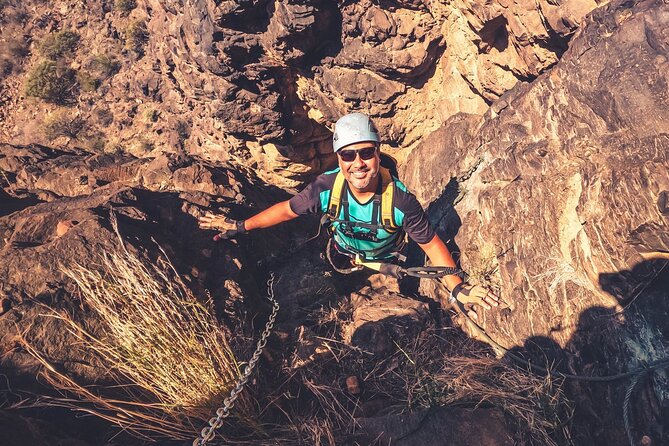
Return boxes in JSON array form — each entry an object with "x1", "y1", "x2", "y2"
[{"x1": 347, "y1": 166, "x2": 378, "y2": 190}]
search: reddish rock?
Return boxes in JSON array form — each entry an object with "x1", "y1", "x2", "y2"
[
  {"x1": 55, "y1": 220, "x2": 74, "y2": 237},
  {"x1": 357, "y1": 406, "x2": 514, "y2": 446},
  {"x1": 345, "y1": 375, "x2": 360, "y2": 395}
]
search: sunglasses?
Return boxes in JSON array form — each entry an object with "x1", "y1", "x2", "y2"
[{"x1": 337, "y1": 147, "x2": 377, "y2": 162}]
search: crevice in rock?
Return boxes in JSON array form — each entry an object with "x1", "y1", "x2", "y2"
[
  {"x1": 476, "y1": 15, "x2": 509, "y2": 54},
  {"x1": 0, "y1": 189, "x2": 43, "y2": 217}
]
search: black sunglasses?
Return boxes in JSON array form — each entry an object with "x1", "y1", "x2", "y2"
[{"x1": 337, "y1": 147, "x2": 377, "y2": 162}]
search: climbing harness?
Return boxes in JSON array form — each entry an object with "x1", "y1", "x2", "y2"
[
  {"x1": 323, "y1": 166, "x2": 403, "y2": 260},
  {"x1": 193, "y1": 272, "x2": 280, "y2": 446},
  {"x1": 325, "y1": 167, "x2": 399, "y2": 235},
  {"x1": 352, "y1": 255, "x2": 464, "y2": 279},
  {"x1": 259, "y1": 168, "x2": 405, "y2": 271},
  {"x1": 325, "y1": 238, "x2": 362, "y2": 275}
]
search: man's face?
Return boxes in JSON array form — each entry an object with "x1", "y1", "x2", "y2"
[{"x1": 336, "y1": 141, "x2": 380, "y2": 192}]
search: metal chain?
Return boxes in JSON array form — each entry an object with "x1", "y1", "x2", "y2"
[{"x1": 193, "y1": 272, "x2": 280, "y2": 446}]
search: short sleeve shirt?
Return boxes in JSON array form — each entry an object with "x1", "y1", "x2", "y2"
[{"x1": 289, "y1": 168, "x2": 435, "y2": 259}]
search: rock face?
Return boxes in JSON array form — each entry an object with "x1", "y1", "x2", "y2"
[
  {"x1": 406, "y1": 0, "x2": 669, "y2": 346},
  {"x1": 2, "y1": 0, "x2": 668, "y2": 445},
  {"x1": 0, "y1": 0, "x2": 601, "y2": 188},
  {"x1": 404, "y1": 0, "x2": 669, "y2": 442}
]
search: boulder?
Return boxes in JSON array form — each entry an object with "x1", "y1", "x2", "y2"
[{"x1": 357, "y1": 406, "x2": 514, "y2": 446}]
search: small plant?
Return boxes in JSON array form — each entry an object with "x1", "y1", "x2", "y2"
[
  {"x1": 115, "y1": 0, "x2": 136, "y2": 14},
  {"x1": 96, "y1": 107, "x2": 114, "y2": 127},
  {"x1": 138, "y1": 138, "x2": 154, "y2": 153},
  {"x1": 77, "y1": 71, "x2": 100, "y2": 92},
  {"x1": 144, "y1": 108, "x2": 159, "y2": 122},
  {"x1": 88, "y1": 54, "x2": 121, "y2": 78},
  {"x1": 88, "y1": 137, "x2": 106, "y2": 152},
  {"x1": 24, "y1": 60, "x2": 78, "y2": 104},
  {"x1": 38, "y1": 30, "x2": 80, "y2": 60},
  {"x1": 466, "y1": 245, "x2": 501, "y2": 290},
  {"x1": 176, "y1": 119, "x2": 190, "y2": 145},
  {"x1": 42, "y1": 110, "x2": 86, "y2": 139},
  {"x1": 125, "y1": 19, "x2": 148, "y2": 55}
]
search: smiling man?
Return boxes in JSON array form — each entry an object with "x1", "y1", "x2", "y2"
[{"x1": 198, "y1": 113, "x2": 498, "y2": 317}]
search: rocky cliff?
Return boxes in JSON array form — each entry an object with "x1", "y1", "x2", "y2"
[
  {"x1": 1, "y1": 0, "x2": 668, "y2": 445},
  {"x1": 1, "y1": 0, "x2": 599, "y2": 188}
]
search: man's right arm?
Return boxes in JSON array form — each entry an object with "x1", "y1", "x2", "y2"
[
  {"x1": 198, "y1": 171, "x2": 334, "y2": 238},
  {"x1": 244, "y1": 200, "x2": 298, "y2": 230},
  {"x1": 198, "y1": 200, "x2": 298, "y2": 237}
]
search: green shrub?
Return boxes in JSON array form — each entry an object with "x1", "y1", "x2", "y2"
[
  {"x1": 88, "y1": 54, "x2": 120, "y2": 78},
  {"x1": 125, "y1": 19, "x2": 148, "y2": 55},
  {"x1": 25, "y1": 60, "x2": 78, "y2": 104},
  {"x1": 144, "y1": 108, "x2": 159, "y2": 122},
  {"x1": 77, "y1": 71, "x2": 100, "y2": 92},
  {"x1": 42, "y1": 111, "x2": 86, "y2": 139},
  {"x1": 114, "y1": 0, "x2": 136, "y2": 14},
  {"x1": 38, "y1": 30, "x2": 80, "y2": 60},
  {"x1": 84, "y1": 134, "x2": 106, "y2": 152},
  {"x1": 76, "y1": 55, "x2": 120, "y2": 92}
]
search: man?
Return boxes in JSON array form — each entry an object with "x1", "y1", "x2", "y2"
[{"x1": 199, "y1": 113, "x2": 498, "y2": 318}]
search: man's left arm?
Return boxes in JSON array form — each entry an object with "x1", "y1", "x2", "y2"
[
  {"x1": 398, "y1": 188, "x2": 499, "y2": 318},
  {"x1": 418, "y1": 235, "x2": 463, "y2": 291},
  {"x1": 419, "y1": 235, "x2": 499, "y2": 319}
]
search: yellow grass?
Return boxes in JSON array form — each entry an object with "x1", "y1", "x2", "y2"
[{"x1": 25, "y1": 239, "x2": 248, "y2": 440}]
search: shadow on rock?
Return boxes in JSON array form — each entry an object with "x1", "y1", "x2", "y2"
[{"x1": 506, "y1": 257, "x2": 669, "y2": 446}]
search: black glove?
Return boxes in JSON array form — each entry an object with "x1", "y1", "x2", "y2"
[
  {"x1": 448, "y1": 283, "x2": 499, "y2": 320},
  {"x1": 213, "y1": 218, "x2": 247, "y2": 241}
]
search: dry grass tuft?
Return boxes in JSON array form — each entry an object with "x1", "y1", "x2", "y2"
[
  {"x1": 533, "y1": 256, "x2": 596, "y2": 296},
  {"x1": 357, "y1": 328, "x2": 573, "y2": 446},
  {"x1": 465, "y1": 245, "x2": 502, "y2": 291},
  {"x1": 421, "y1": 356, "x2": 572, "y2": 446},
  {"x1": 24, "y1": 237, "x2": 249, "y2": 440}
]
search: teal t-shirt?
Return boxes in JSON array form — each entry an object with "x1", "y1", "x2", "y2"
[{"x1": 289, "y1": 168, "x2": 435, "y2": 260}]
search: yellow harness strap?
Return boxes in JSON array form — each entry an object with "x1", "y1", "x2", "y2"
[
  {"x1": 327, "y1": 167, "x2": 398, "y2": 231},
  {"x1": 379, "y1": 167, "x2": 396, "y2": 232},
  {"x1": 327, "y1": 170, "x2": 347, "y2": 220}
]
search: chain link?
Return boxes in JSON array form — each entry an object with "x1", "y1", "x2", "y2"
[{"x1": 193, "y1": 272, "x2": 280, "y2": 446}]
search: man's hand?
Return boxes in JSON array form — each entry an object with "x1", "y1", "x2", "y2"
[
  {"x1": 449, "y1": 283, "x2": 499, "y2": 321},
  {"x1": 198, "y1": 212, "x2": 246, "y2": 240}
]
